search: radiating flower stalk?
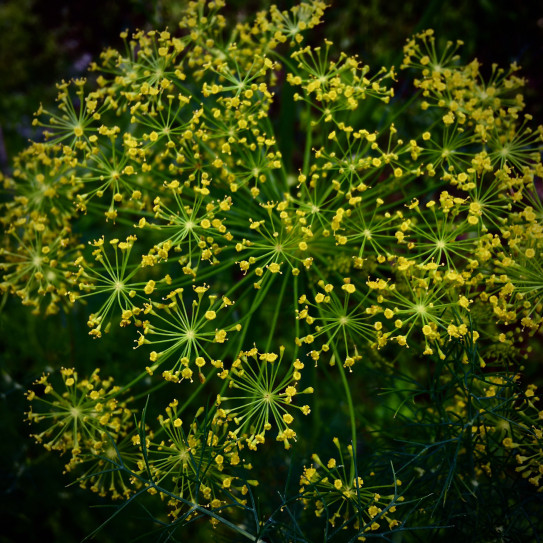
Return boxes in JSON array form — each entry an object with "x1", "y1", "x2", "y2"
[{"x1": 2, "y1": 0, "x2": 543, "y2": 540}]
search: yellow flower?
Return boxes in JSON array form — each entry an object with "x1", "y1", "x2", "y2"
[
  {"x1": 342, "y1": 283, "x2": 356, "y2": 294},
  {"x1": 144, "y1": 280, "x2": 156, "y2": 295}
]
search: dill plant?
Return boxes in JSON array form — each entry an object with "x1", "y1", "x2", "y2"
[{"x1": 1, "y1": 1, "x2": 543, "y2": 541}]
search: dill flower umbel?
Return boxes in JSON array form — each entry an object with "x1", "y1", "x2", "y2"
[
  {"x1": 300, "y1": 438, "x2": 403, "y2": 531},
  {"x1": 26, "y1": 368, "x2": 134, "y2": 458},
  {"x1": 217, "y1": 345, "x2": 313, "y2": 449},
  {"x1": 142, "y1": 400, "x2": 253, "y2": 519},
  {"x1": 4, "y1": 0, "x2": 543, "y2": 540}
]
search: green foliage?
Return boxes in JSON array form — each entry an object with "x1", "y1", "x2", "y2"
[{"x1": 1, "y1": 1, "x2": 543, "y2": 541}]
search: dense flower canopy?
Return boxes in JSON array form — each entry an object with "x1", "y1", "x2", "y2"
[{"x1": 2, "y1": 1, "x2": 542, "y2": 540}]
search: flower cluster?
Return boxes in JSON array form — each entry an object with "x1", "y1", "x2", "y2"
[
  {"x1": 3, "y1": 1, "x2": 542, "y2": 540},
  {"x1": 300, "y1": 438, "x2": 403, "y2": 531},
  {"x1": 26, "y1": 368, "x2": 139, "y2": 499}
]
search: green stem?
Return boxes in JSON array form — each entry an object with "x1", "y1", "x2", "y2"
[
  {"x1": 117, "y1": 369, "x2": 153, "y2": 397},
  {"x1": 293, "y1": 273, "x2": 300, "y2": 360},
  {"x1": 302, "y1": 102, "x2": 313, "y2": 176},
  {"x1": 331, "y1": 340, "x2": 357, "y2": 481},
  {"x1": 264, "y1": 273, "x2": 288, "y2": 352},
  {"x1": 131, "y1": 377, "x2": 168, "y2": 402}
]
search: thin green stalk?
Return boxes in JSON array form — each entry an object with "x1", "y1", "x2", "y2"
[
  {"x1": 302, "y1": 102, "x2": 313, "y2": 176},
  {"x1": 293, "y1": 273, "x2": 300, "y2": 360},
  {"x1": 264, "y1": 273, "x2": 288, "y2": 352},
  {"x1": 330, "y1": 341, "x2": 357, "y2": 480},
  {"x1": 131, "y1": 377, "x2": 168, "y2": 402}
]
